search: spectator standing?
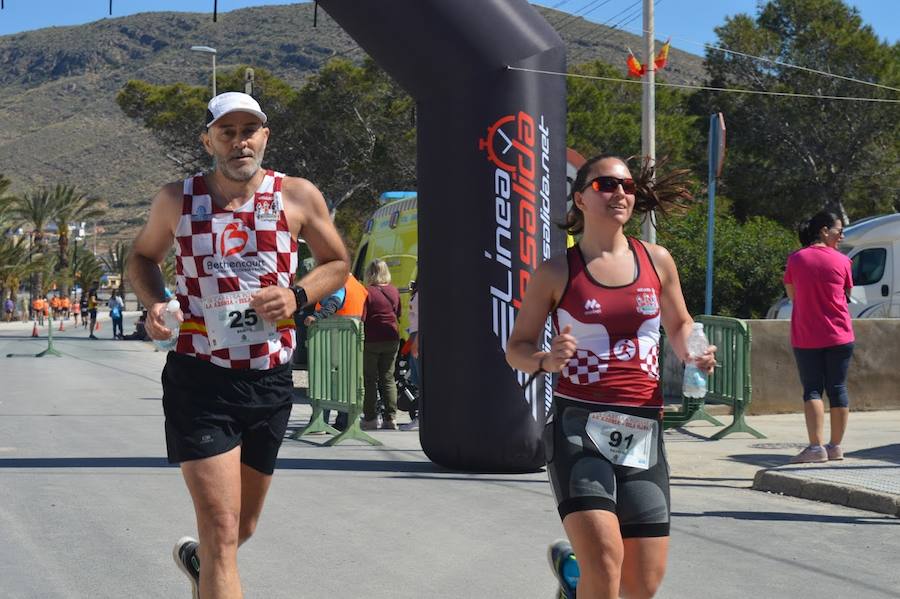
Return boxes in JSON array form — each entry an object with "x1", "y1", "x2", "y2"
[
  {"x1": 108, "y1": 290, "x2": 125, "y2": 340},
  {"x1": 361, "y1": 259, "x2": 402, "y2": 430},
  {"x1": 4, "y1": 296, "x2": 13, "y2": 322},
  {"x1": 784, "y1": 210, "x2": 854, "y2": 463}
]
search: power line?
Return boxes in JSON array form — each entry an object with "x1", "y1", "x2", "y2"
[
  {"x1": 568, "y1": 0, "x2": 660, "y2": 65},
  {"x1": 505, "y1": 65, "x2": 900, "y2": 103},
  {"x1": 598, "y1": 0, "x2": 642, "y2": 28},
  {"x1": 555, "y1": 0, "x2": 617, "y2": 34}
]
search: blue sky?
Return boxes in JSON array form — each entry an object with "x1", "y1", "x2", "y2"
[{"x1": 0, "y1": 0, "x2": 896, "y2": 51}]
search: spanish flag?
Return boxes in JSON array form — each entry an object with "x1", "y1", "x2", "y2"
[
  {"x1": 625, "y1": 39, "x2": 672, "y2": 77},
  {"x1": 626, "y1": 49, "x2": 646, "y2": 77},
  {"x1": 654, "y1": 39, "x2": 671, "y2": 71}
]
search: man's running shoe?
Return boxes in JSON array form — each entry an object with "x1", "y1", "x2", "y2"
[
  {"x1": 173, "y1": 536, "x2": 200, "y2": 599},
  {"x1": 547, "y1": 539, "x2": 579, "y2": 599}
]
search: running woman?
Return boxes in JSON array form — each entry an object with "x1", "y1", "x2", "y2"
[
  {"x1": 507, "y1": 154, "x2": 716, "y2": 599},
  {"x1": 129, "y1": 91, "x2": 349, "y2": 599}
]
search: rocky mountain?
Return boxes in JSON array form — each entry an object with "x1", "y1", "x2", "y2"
[{"x1": 0, "y1": 3, "x2": 706, "y2": 241}]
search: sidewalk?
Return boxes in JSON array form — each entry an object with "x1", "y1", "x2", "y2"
[{"x1": 660, "y1": 407, "x2": 900, "y2": 517}]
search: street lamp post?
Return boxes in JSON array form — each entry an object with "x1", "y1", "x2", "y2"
[{"x1": 190, "y1": 45, "x2": 217, "y2": 97}]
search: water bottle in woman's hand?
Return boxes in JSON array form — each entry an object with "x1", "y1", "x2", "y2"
[
  {"x1": 154, "y1": 299, "x2": 181, "y2": 351},
  {"x1": 682, "y1": 323, "x2": 709, "y2": 398}
]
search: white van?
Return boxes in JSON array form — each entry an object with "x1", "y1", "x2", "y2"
[{"x1": 768, "y1": 213, "x2": 900, "y2": 319}]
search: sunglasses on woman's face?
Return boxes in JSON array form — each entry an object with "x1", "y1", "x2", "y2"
[{"x1": 584, "y1": 176, "x2": 636, "y2": 194}]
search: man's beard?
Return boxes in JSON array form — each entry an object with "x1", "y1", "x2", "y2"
[{"x1": 213, "y1": 147, "x2": 266, "y2": 182}]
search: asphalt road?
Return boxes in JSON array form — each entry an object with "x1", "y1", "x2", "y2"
[{"x1": 1, "y1": 319, "x2": 897, "y2": 598}]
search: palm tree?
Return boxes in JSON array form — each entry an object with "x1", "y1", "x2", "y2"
[
  {"x1": 101, "y1": 240, "x2": 131, "y2": 308},
  {"x1": 4, "y1": 188, "x2": 59, "y2": 302},
  {"x1": 0, "y1": 235, "x2": 35, "y2": 311},
  {"x1": 73, "y1": 249, "x2": 104, "y2": 295},
  {"x1": 51, "y1": 185, "x2": 105, "y2": 275}
]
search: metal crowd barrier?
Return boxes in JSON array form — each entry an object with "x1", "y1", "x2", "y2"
[
  {"x1": 291, "y1": 316, "x2": 381, "y2": 446},
  {"x1": 663, "y1": 315, "x2": 765, "y2": 439}
]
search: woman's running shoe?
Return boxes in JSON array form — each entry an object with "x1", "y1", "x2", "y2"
[{"x1": 547, "y1": 539, "x2": 579, "y2": 599}]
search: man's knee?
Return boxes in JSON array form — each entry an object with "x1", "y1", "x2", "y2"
[{"x1": 200, "y1": 509, "x2": 241, "y2": 550}]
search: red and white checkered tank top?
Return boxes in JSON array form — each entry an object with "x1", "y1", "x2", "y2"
[
  {"x1": 552, "y1": 238, "x2": 662, "y2": 407},
  {"x1": 173, "y1": 170, "x2": 299, "y2": 369}
]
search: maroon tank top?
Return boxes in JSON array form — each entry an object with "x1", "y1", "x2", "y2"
[{"x1": 552, "y1": 238, "x2": 663, "y2": 408}]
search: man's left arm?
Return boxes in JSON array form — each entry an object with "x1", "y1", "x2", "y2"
[{"x1": 250, "y1": 177, "x2": 349, "y2": 322}]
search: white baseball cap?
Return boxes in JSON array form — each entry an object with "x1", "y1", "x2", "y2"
[{"x1": 205, "y1": 92, "x2": 267, "y2": 128}]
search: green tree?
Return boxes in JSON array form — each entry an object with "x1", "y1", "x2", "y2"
[
  {"x1": 696, "y1": 0, "x2": 900, "y2": 226},
  {"x1": 101, "y1": 241, "x2": 131, "y2": 306},
  {"x1": 567, "y1": 60, "x2": 702, "y2": 168},
  {"x1": 658, "y1": 200, "x2": 798, "y2": 318},
  {"x1": 117, "y1": 81, "x2": 210, "y2": 174},
  {"x1": 4, "y1": 188, "x2": 59, "y2": 300},
  {"x1": 73, "y1": 249, "x2": 104, "y2": 295},
  {"x1": 49, "y1": 185, "x2": 105, "y2": 287},
  {"x1": 117, "y1": 61, "x2": 418, "y2": 253},
  {"x1": 0, "y1": 235, "x2": 34, "y2": 309}
]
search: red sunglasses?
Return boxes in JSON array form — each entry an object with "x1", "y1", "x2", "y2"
[{"x1": 584, "y1": 176, "x2": 636, "y2": 194}]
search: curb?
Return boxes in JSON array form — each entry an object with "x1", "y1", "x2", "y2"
[{"x1": 752, "y1": 469, "x2": 900, "y2": 517}]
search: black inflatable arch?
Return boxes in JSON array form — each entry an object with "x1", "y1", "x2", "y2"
[{"x1": 319, "y1": 0, "x2": 567, "y2": 471}]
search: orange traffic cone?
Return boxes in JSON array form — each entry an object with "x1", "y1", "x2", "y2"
[
  {"x1": 31, "y1": 322, "x2": 39, "y2": 337},
  {"x1": 95, "y1": 321, "x2": 101, "y2": 331},
  {"x1": 58, "y1": 320, "x2": 65, "y2": 332}
]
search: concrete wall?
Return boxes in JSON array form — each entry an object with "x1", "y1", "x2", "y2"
[{"x1": 747, "y1": 319, "x2": 900, "y2": 414}]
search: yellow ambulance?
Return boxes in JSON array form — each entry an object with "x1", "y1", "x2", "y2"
[{"x1": 352, "y1": 192, "x2": 419, "y2": 336}]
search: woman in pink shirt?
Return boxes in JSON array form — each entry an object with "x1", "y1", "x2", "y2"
[{"x1": 783, "y1": 210, "x2": 854, "y2": 463}]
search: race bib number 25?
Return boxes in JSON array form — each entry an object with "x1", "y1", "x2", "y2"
[{"x1": 202, "y1": 290, "x2": 277, "y2": 350}]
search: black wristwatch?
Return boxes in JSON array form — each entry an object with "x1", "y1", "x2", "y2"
[{"x1": 292, "y1": 286, "x2": 309, "y2": 314}]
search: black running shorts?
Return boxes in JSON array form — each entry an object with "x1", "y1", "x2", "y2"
[
  {"x1": 161, "y1": 352, "x2": 293, "y2": 475},
  {"x1": 544, "y1": 396, "x2": 670, "y2": 538}
]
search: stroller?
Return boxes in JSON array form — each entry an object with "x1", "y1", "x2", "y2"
[{"x1": 395, "y1": 336, "x2": 420, "y2": 418}]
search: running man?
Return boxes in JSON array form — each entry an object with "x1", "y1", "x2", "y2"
[{"x1": 128, "y1": 91, "x2": 349, "y2": 599}]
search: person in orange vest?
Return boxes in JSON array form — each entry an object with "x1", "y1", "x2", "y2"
[
  {"x1": 303, "y1": 273, "x2": 367, "y2": 325},
  {"x1": 60, "y1": 296, "x2": 71, "y2": 320},
  {"x1": 50, "y1": 295, "x2": 61, "y2": 319},
  {"x1": 304, "y1": 273, "x2": 368, "y2": 430},
  {"x1": 32, "y1": 297, "x2": 45, "y2": 326}
]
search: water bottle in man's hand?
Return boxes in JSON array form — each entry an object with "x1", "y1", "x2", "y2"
[
  {"x1": 682, "y1": 323, "x2": 709, "y2": 398},
  {"x1": 154, "y1": 299, "x2": 182, "y2": 351}
]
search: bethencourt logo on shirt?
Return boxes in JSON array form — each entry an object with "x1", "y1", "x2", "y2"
[
  {"x1": 203, "y1": 221, "x2": 265, "y2": 274},
  {"x1": 584, "y1": 298, "x2": 602, "y2": 315}
]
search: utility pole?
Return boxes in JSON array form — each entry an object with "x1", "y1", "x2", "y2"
[{"x1": 640, "y1": 0, "x2": 656, "y2": 243}]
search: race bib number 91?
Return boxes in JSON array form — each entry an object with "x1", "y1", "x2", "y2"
[
  {"x1": 585, "y1": 411, "x2": 657, "y2": 470},
  {"x1": 202, "y1": 290, "x2": 277, "y2": 350}
]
